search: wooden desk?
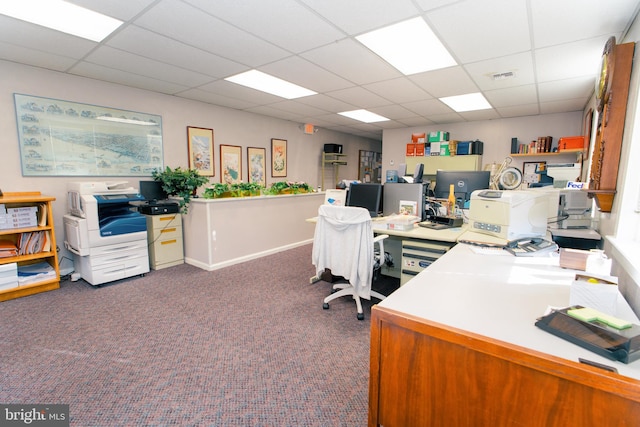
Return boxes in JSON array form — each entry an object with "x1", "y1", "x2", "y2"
[{"x1": 369, "y1": 244, "x2": 640, "y2": 427}]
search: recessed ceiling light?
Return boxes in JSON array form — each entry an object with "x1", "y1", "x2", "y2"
[
  {"x1": 338, "y1": 109, "x2": 389, "y2": 123},
  {"x1": 225, "y1": 70, "x2": 317, "y2": 99},
  {"x1": 439, "y1": 93, "x2": 492, "y2": 112},
  {"x1": 0, "y1": 0, "x2": 123, "y2": 42},
  {"x1": 356, "y1": 17, "x2": 457, "y2": 75}
]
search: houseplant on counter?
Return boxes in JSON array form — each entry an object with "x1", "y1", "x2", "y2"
[
  {"x1": 265, "y1": 181, "x2": 313, "y2": 195},
  {"x1": 151, "y1": 166, "x2": 209, "y2": 213}
]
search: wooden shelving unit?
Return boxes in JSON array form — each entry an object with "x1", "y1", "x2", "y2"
[
  {"x1": 321, "y1": 152, "x2": 347, "y2": 190},
  {"x1": 0, "y1": 192, "x2": 60, "y2": 302}
]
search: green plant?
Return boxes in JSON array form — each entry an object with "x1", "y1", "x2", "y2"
[
  {"x1": 230, "y1": 182, "x2": 264, "y2": 197},
  {"x1": 203, "y1": 183, "x2": 230, "y2": 199},
  {"x1": 265, "y1": 181, "x2": 312, "y2": 195},
  {"x1": 152, "y1": 166, "x2": 209, "y2": 213}
]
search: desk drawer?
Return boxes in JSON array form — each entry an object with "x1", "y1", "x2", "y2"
[{"x1": 401, "y1": 239, "x2": 454, "y2": 285}]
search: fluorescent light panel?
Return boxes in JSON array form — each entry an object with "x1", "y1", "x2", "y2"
[
  {"x1": 356, "y1": 17, "x2": 457, "y2": 75},
  {"x1": 225, "y1": 70, "x2": 317, "y2": 99},
  {"x1": 0, "y1": 0, "x2": 123, "y2": 42},
  {"x1": 439, "y1": 93, "x2": 492, "y2": 112},
  {"x1": 339, "y1": 109, "x2": 389, "y2": 123}
]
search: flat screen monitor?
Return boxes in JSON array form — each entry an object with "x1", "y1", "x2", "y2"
[
  {"x1": 433, "y1": 170, "x2": 490, "y2": 209},
  {"x1": 139, "y1": 180, "x2": 168, "y2": 203},
  {"x1": 382, "y1": 182, "x2": 427, "y2": 220},
  {"x1": 346, "y1": 183, "x2": 383, "y2": 217}
]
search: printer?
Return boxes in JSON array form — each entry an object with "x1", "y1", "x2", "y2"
[
  {"x1": 460, "y1": 189, "x2": 549, "y2": 245},
  {"x1": 64, "y1": 181, "x2": 150, "y2": 286}
]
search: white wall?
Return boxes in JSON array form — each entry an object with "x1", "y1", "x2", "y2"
[
  {"x1": 382, "y1": 112, "x2": 583, "y2": 180},
  {"x1": 0, "y1": 60, "x2": 380, "y2": 260}
]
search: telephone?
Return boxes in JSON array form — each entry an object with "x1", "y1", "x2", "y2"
[{"x1": 504, "y1": 237, "x2": 559, "y2": 257}]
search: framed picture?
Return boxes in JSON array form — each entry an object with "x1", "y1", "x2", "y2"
[
  {"x1": 271, "y1": 138, "x2": 287, "y2": 177},
  {"x1": 220, "y1": 144, "x2": 242, "y2": 184},
  {"x1": 187, "y1": 126, "x2": 214, "y2": 176},
  {"x1": 247, "y1": 147, "x2": 266, "y2": 186},
  {"x1": 14, "y1": 93, "x2": 163, "y2": 176}
]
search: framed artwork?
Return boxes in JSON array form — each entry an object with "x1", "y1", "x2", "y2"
[
  {"x1": 271, "y1": 138, "x2": 287, "y2": 177},
  {"x1": 14, "y1": 93, "x2": 163, "y2": 176},
  {"x1": 187, "y1": 126, "x2": 214, "y2": 176},
  {"x1": 247, "y1": 147, "x2": 266, "y2": 186},
  {"x1": 220, "y1": 144, "x2": 242, "y2": 184}
]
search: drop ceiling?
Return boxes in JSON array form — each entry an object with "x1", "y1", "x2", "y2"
[{"x1": 1, "y1": 0, "x2": 638, "y2": 141}]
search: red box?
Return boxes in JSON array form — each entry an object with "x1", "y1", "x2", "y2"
[
  {"x1": 406, "y1": 143, "x2": 416, "y2": 156},
  {"x1": 415, "y1": 144, "x2": 425, "y2": 156},
  {"x1": 558, "y1": 136, "x2": 585, "y2": 151}
]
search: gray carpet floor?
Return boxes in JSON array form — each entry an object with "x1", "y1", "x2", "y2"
[{"x1": 0, "y1": 244, "x2": 398, "y2": 426}]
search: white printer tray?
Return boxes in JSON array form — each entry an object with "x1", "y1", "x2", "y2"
[{"x1": 76, "y1": 239, "x2": 149, "y2": 286}]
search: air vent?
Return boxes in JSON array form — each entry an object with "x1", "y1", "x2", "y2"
[{"x1": 492, "y1": 71, "x2": 516, "y2": 81}]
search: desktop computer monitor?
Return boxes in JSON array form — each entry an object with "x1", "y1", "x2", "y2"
[
  {"x1": 382, "y1": 182, "x2": 427, "y2": 220},
  {"x1": 433, "y1": 170, "x2": 490, "y2": 209},
  {"x1": 139, "y1": 180, "x2": 168, "y2": 203},
  {"x1": 346, "y1": 183, "x2": 383, "y2": 217}
]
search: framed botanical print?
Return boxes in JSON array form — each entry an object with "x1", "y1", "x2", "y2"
[
  {"x1": 187, "y1": 126, "x2": 214, "y2": 176},
  {"x1": 247, "y1": 147, "x2": 266, "y2": 186},
  {"x1": 220, "y1": 144, "x2": 242, "y2": 184},
  {"x1": 271, "y1": 138, "x2": 287, "y2": 177}
]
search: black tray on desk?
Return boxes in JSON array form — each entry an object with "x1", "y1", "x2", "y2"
[{"x1": 535, "y1": 305, "x2": 640, "y2": 364}]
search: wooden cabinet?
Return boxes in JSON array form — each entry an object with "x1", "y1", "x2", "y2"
[
  {"x1": 0, "y1": 192, "x2": 60, "y2": 302},
  {"x1": 145, "y1": 213, "x2": 184, "y2": 270},
  {"x1": 588, "y1": 40, "x2": 635, "y2": 212}
]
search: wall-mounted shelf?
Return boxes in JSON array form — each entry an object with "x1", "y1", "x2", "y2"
[
  {"x1": 321, "y1": 152, "x2": 347, "y2": 190},
  {"x1": 511, "y1": 149, "x2": 583, "y2": 161}
]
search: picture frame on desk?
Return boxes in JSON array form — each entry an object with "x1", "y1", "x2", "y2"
[
  {"x1": 271, "y1": 138, "x2": 287, "y2": 177},
  {"x1": 187, "y1": 126, "x2": 214, "y2": 177},
  {"x1": 220, "y1": 144, "x2": 242, "y2": 184}
]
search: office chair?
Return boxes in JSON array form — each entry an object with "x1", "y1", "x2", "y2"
[{"x1": 311, "y1": 204, "x2": 389, "y2": 320}]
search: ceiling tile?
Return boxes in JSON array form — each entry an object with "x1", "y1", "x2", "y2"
[
  {"x1": 184, "y1": 0, "x2": 346, "y2": 53},
  {"x1": 259, "y1": 56, "x2": 353, "y2": 93},
  {"x1": 427, "y1": 0, "x2": 531, "y2": 63},
  {"x1": 535, "y1": 36, "x2": 611, "y2": 82},
  {"x1": 484, "y1": 85, "x2": 538, "y2": 107},
  {"x1": 301, "y1": 38, "x2": 402, "y2": 85},
  {"x1": 107, "y1": 26, "x2": 245, "y2": 78},
  {"x1": 135, "y1": 0, "x2": 290, "y2": 67},
  {"x1": 299, "y1": 0, "x2": 421, "y2": 35},
  {"x1": 363, "y1": 78, "x2": 433, "y2": 104},
  {"x1": 326, "y1": 86, "x2": 392, "y2": 109},
  {"x1": 83, "y1": 46, "x2": 214, "y2": 87},
  {"x1": 409, "y1": 66, "x2": 479, "y2": 97},
  {"x1": 464, "y1": 52, "x2": 535, "y2": 90},
  {"x1": 530, "y1": 0, "x2": 640, "y2": 48}
]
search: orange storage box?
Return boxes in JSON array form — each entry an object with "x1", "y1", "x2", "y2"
[{"x1": 558, "y1": 136, "x2": 584, "y2": 151}]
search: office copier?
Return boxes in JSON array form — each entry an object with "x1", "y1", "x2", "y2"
[{"x1": 64, "y1": 181, "x2": 149, "y2": 286}]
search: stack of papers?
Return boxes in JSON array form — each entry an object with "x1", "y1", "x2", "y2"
[
  {"x1": 0, "y1": 239, "x2": 18, "y2": 258},
  {"x1": 17, "y1": 261, "x2": 56, "y2": 285}
]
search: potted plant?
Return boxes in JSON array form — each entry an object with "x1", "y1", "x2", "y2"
[
  {"x1": 203, "y1": 183, "x2": 230, "y2": 199},
  {"x1": 152, "y1": 166, "x2": 209, "y2": 213}
]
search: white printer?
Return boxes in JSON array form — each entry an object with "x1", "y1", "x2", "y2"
[{"x1": 64, "y1": 181, "x2": 150, "y2": 286}]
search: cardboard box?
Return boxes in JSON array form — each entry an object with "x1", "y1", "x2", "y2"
[
  {"x1": 406, "y1": 143, "x2": 416, "y2": 156},
  {"x1": 430, "y1": 142, "x2": 441, "y2": 156},
  {"x1": 428, "y1": 131, "x2": 449, "y2": 142},
  {"x1": 415, "y1": 144, "x2": 425, "y2": 156},
  {"x1": 558, "y1": 136, "x2": 585, "y2": 151},
  {"x1": 411, "y1": 133, "x2": 426, "y2": 144}
]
